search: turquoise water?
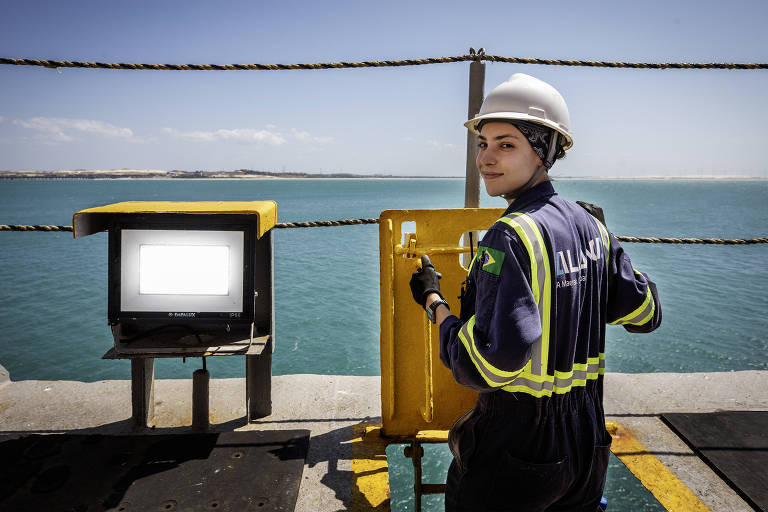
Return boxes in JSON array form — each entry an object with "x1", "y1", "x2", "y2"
[
  {"x1": 0, "y1": 178, "x2": 766, "y2": 511},
  {"x1": 386, "y1": 446, "x2": 666, "y2": 512},
  {"x1": 1, "y1": 178, "x2": 766, "y2": 381}
]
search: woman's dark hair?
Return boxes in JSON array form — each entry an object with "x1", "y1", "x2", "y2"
[{"x1": 555, "y1": 141, "x2": 566, "y2": 161}]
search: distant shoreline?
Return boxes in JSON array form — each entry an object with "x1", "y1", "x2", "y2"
[
  {"x1": 0, "y1": 170, "x2": 765, "y2": 180},
  {"x1": 0, "y1": 169, "x2": 455, "y2": 180},
  {"x1": 0, "y1": 170, "x2": 461, "y2": 180}
]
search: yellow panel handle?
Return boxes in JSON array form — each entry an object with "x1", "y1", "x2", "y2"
[{"x1": 395, "y1": 244, "x2": 475, "y2": 257}]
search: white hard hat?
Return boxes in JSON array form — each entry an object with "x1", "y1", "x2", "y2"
[{"x1": 465, "y1": 73, "x2": 574, "y2": 150}]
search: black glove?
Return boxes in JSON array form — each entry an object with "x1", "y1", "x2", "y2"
[{"x1": 410, "y1": 254, "x2": 443, "y2": 307}]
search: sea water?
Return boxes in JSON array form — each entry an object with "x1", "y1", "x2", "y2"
[
  {"x1": 1, "y1": 178, "x2": 766, "y2": 511},
  {"x1": 1, "y1": 178, "x2": 765, "y2": 381}
]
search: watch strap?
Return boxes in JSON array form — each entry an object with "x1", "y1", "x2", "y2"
[{"x1": 426, "y1": 298, "x2": 449, "y2": 323}]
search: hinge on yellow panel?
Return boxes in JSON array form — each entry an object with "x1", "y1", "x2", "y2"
[{"x1": 405, "y1": 233, "x2": 418, "y2": 257}]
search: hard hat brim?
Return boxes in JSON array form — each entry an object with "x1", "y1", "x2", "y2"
[{"x1": 465, "y1": 112, "x2": 573, "y2": 150}]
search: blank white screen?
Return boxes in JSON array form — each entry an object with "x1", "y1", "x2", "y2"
[
  {"x1": 121, "y1": 229, "x2": 244, "y2": 312},
  {"x1": 139, "y1": 245, "x2": 229, "y2": 295}
]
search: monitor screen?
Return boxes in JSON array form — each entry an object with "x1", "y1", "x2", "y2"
[{"x1": 120, "y1": 229, "x2": 244, "y2": 313}]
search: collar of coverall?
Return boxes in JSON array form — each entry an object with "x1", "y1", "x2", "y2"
[{"x1": 502, "y1": 180, "x2": 556, "y2": 214}]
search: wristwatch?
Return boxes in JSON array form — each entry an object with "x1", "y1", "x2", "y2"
[{"x1": 426, "y1": 298, "x2": 449, "y2": 324}]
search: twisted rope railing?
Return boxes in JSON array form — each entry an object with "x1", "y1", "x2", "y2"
[
  {"x1": 615, "y1": 236, "x2": 768, "y2": 245},
  {"x1": 1, "y1": 224, "x2": 72, "y2": 232},
  {"x1": 2, "y1": 49, "x2": 767, "y2": 71},
  {"x1": 1, "y1": 221, "x2": 766, "y2": 244},
  {"x1": 480, "y1": 54, "x2": 768, "y2": 70},
  {"x1": 273, "y1": 218, "x2": 379, "y2": 228}
]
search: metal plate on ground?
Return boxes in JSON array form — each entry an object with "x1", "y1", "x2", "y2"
[
  {"x1": 662, "y1": 411, "x2": 767, "y2": 511},
  {"x1": 0, "y1": 429, "x2": 309, "y2": 512}
]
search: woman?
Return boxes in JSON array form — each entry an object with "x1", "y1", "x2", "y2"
[{"x1": 410, "y1": 73, "x2": 662, "y2": 511}]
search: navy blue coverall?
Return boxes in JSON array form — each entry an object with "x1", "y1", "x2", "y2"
[{"x1": 439, "y1": 181, "x2": 662, "y2": 512}]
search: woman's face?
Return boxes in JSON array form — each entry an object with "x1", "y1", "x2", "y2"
[{"x1": 476, "y1": 122, "x2": 544, "y2": 200}]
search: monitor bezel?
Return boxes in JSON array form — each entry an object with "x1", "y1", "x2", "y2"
[{"x1": 107, "y1": 214, "x2": 257, "y2": 326}]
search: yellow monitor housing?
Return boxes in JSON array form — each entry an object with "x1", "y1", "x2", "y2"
[{"x1": 73, "y1": 201, "x2": 276, "y2": 352}]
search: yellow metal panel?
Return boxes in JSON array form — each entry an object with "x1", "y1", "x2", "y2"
[
  {"x1": 606, "y1": 421, "x2": 711, "y2": 511},
  {"x1": 72, "y1": 201, "x2": 277, "y2": 239},
  {"x1": 378, "y1": 208, "x2": 505, "y2": 437},
  {"x1": 415, "y1": 430, "x2": 450, "y2": 443}
]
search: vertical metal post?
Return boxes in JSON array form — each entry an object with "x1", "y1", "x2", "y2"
[
  {"x1": 404, "y1": 439, "x2": 448, "y2": 510},
  {"x1": 246, "y1": 339, "x2": 272, "y2": 421},
  {"x1": 405, "y1": 441, "x2": 425, "y2": 512},
  {"x1": 464, "y1": 52, "x2": 486, "y2": 209},
  {"x1": 192, "y1": 366, "x2": 210, "y2": 432},
  {"x1": 247, "y1": 228, "x2": 274, "y2": 422},
  {"x1": 463, "y1": 51, "x2": 486, "y2": 264},
  {"x1": 130, "y1": 357, "x2": 155, "y2": 430}
]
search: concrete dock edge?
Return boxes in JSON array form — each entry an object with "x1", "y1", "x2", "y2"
[
  {"x1": 0, "y1": 371, "x2": 765, "y2": 511},
  {"x1": 0, "y1": 364, "x2": 10, "y2": 390}
]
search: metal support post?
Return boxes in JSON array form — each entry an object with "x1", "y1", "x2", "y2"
[
  {"x1": 246, "y1": 339, "x2": 272, "y2": 421},
  {"x1": 405, "y1": 441, "x2": 425, "y2": 512},
  {"x1": 464, "y1": 52, "x2": 486, "y2": 209},
  {"x1": 191, "y1": 362, "x2": 210, "y2": 432},
  {"x1": 130, "y1": 357, "x2": 155, "y2": 430},
  {"x1": 404, "y1": 440, "x2": 447, "y2": 512},
  {"x1": 463, "y1": 51, "x2": 486, "y2": 265}
]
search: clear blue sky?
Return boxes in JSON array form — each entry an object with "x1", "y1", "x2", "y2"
[{"x1": 1, "y1": 0, "x2": 767, "y2": 177}]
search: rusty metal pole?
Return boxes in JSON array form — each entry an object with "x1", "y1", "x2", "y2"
[
  {"x1": 464, "y1": 50, "x2": 485, "y2": 209},
  {"x1": 462, "y1": 50, "x2": 486, "y2": 265}
]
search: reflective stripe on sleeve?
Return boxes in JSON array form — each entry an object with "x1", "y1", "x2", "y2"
[
  {"x1": 457, "y1": 315, "x2": 524, "y2": 388},
  {"x1": 610, "y1": 270, "x2": 655, "y2": 326},
  {"x1": 466, "y1": 250, "x2": 479, "y2": 274},
  {"x1": 591, "y1": 215, "x2": 611, "y2": 268}
]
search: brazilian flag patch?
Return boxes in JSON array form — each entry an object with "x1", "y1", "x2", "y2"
[{"x1": 477, "y1": 246, "x2": 504, "y2": 275}]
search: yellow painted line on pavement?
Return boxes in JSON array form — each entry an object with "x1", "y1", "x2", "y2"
[
  {"x1": 350, "y1": 422, "x2": 708, "y2": 511},
  {"x1": 350, "y1": 424, "x2": 391, "y2": 511},
  {"x1": 607, "y1": 421, "x2": 711, "y2": 511}
]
